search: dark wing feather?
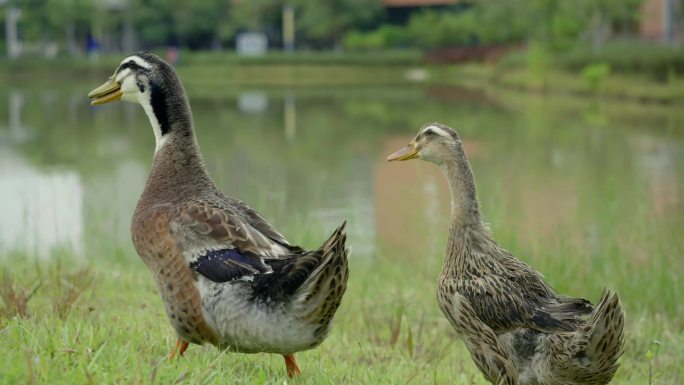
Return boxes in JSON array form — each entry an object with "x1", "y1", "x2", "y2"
[
  {"x1": 543, "y1": 295, "x2": 594, "y2": 319},
  {"x1": 250, "y1": 221, "x2": 348, "y2": 302},
  {"x1": 190, "y1": 248, "x2": 272, "y2": 282},
  {"x1": 174, "y1": 198, "x2": 303, "y2": 283},
  {"x1": 250, "y1": 252, "x2": 324, "y2": 301},
  {"x1": 458, "y1": 274, "x2": 589, "y2": 333}
]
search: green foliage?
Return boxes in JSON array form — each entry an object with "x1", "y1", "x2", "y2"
[
  {"x1": 526, "y1": 41, "x2": 552, "y2": 85},
  {"x1": 6, "y1": 0, "x2": 383, "y2": 53},
  {"x1": 520, "y1": 0, "x2": 643, "y2": 48},
  {"x1": 343, "y1": 31, "x2": 385, "y2": 51},
  {"x1": 645, "y1": 340, "x2": 662, "y2": 385},
  {"x1": 402, "y1": 2, "x2": 532, "y2": 50},
  {"x1": 9, "y1": 0, "x2": 96, "y2": 46},
  {"x1": 180, "y1": 50, "x2": 422, "y2": 67},
  {"x1": 346, "y1": 0, "x2": 644, "y2": 52},
  {"x1": 133, "y1": 0, "x2": 228, "y2": 48},
  {"x1": 292, "y1": 0, "x2": 383, "y2": 47},
  {"x1": 343, "y1": 25, "x2": 409, "y2": 51},
  {"x1": 405, "y1": 9, "x2": 478, "y2": 50},
  {"x1": 1, "y1": 0, "x2": 652, "y2": 55},
  {"x1": 467, "y1": 0, "x2": 529, "y2": 44},
  {"x1": 581, "y1": 63, "x2": 612, "y2": 92},
  {"x1": 559, "y1": 42, "x2": 684, "y2": 78},
  {"x1": 225, "y1": 0, "x2": 283, "y2": 40},
  {"x1": 400, "y1": 0, "x2": 645, "y2": 51}
]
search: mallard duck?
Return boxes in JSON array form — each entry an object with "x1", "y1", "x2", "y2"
[
  {"x1": 388, "y1": 123, "x2": 624, "y2": 385},
  {"x1": 88, "y1": 52, "x2": 349, "y2": 377}
]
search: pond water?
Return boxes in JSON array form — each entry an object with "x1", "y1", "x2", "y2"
[{"x1": 0, "y1": 83, "x2": 682, "y2": 273}]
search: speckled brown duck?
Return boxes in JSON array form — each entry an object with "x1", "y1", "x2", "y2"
[
  {"x1": 88, "y1": 52, "x2": 349, "y2": 378},
  {"x1": 388, "y1": 123, "x2": 625, "y2": 385}
]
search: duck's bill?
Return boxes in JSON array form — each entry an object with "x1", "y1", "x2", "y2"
[
  {"x1": 88, "y1": 77, "x2": 122, "y2": 105},
  {"x1": 387, "y1": 143, "x2": 419, "y2": 161}
]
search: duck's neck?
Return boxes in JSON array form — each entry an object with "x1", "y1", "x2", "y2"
[
  {"x1": 138, "y1": 85, "x2": 215, "y2": 204},
  {"x1": 440, "y1": 142, "x2": 487, "y2": 276}
]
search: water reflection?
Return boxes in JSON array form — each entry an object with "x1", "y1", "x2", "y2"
[
  {"x1": 8, "y1": 91, "x2": 30, "y2": 143},
  {"x1": 0, "y1": 149, "x2": 84, "y2": 257},
  {"x1": 284, "y1": 95, "x2": 296, "y2": 140},
  {"x1": 0, "y1": 84, "x2": 681, "y2": 265},
  {"x1": 237, "y1": 92, "x2": 268, "y2": 114}
]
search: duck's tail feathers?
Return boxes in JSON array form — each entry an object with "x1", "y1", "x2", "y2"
[
  {"x1": 293, "y1": 221, "x2": 349, "y2": 335},
  {"x1": 550, "y1": 289, "x2": 625, "y2": 384}
]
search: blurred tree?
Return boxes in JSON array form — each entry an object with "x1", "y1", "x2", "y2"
[
  {"x1": 581, "y1": 0, "x2": 644, "y2": 47},
  {"x1": 7, "y1": 0, "x2": 99, "y2": 56},
  {"x1": 474, "y1": 0, "x2": 529, "y2": 44},
  {"x1": 229, "y1": 0, "x2": 281, "y2": 31},
  {"x1": 357, "y1": 0, "x2": 645, "y2": 51},
  {"x1": 227, "y1": 0, "x2": 283, "y2": 43},
  {"x1": 343, "y1": 24, "x2": 409, "y2": 51},
  {"x1": 406, "y1": 10, "x2": 476, "y2": 49},
  {"x1": 293, "y1": 0, "x2": 383, "y2": 48},
  {"x1": 1, "y1": 0, "x2": 647, "y2": 54},
  {"x1": 134, "y1": 0, "x2": 229, "y2": 50}
]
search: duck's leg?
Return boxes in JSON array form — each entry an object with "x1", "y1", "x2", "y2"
[
  {"x1": 179, "y1": 341, "x2": 189, "y2": 356},
  {"x1": 283, "y1": 354, "x2": 301, "y2": 378},
  {"x1": 448, "y1": 294, "x2": 518, "y2": 385},
  {"x1": 168, "y1": 339, "x2": 190, "y2": 360}
]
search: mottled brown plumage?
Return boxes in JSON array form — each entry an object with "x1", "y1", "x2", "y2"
[
  {"x1": 89, "y1": 52, "x2": 349, "y2": 377},
  {"x1": 388, "y1": 123, "x2": 625, "y2": 385},
  {"x1": 131, "y1": 205, "x2": 220, "y2": 345}
]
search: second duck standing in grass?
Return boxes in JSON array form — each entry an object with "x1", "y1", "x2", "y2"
[
  {"x1": 88, "y1": 52, "x2": 349, "y2": 377},
  {"x1": 388, "y1": 123, "x2": 624, "y2": 385}
]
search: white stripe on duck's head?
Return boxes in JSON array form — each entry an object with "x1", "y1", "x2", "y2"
[
  {"x1": 88, "y1": 52, "x2": 189, "y2": 153},
  {"x1": 88, "y1": 52, "x2": 175, "y2": 106}
]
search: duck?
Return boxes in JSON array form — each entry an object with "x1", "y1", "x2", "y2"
[
  {"x1": 387, "y1": 123, "x2": 624, "y2": 385},
  {"x1": 87, "y1": 52, "x2": 349, "y2": 378}
]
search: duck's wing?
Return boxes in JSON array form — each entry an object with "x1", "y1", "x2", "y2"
[
  {"x1": 173, "y1": 198, "x2": 303, "y2": 283},
  {"x1": 457, "y1": 268, "x2": 591, "y2": 334},
  {"x1": 228, "y1": 197, "x2": 304, "y2": 253}
]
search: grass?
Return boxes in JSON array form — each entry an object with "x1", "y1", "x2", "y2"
[
  {"x1": 1, "y1": 231, "x2": 682, "y2": 385},
  {"x1": 0, "y1": 51, "x2": 424, "y2": 88}
]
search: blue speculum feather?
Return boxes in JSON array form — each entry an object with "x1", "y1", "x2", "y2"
[{"x1": 190, "y1": 248, "x2": 265, "y2": 283}]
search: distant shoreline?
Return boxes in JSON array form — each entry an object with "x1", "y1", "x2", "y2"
[{"x1": 1, "y1": 51, "x2": 682, "y2": 104}]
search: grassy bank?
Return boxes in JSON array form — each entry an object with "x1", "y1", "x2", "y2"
[
  {"x1": 438, "y1": 64, "x2": 684, "y2": 105},
  {"x1": 1, "y1": 243, "x2": 682, "y2": 384},
  {"x1": 3, "y1": 50, "x2": 684, "y2": 103},
  {"x1": 0, "y1": 51, "x2": 423, "y2": 88}
]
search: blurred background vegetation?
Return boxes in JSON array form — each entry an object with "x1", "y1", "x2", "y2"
[
  {"x1": 0, "y1": 0, "x2": 654, "y2": 51},
  {"x1": 3, "y1": 0, "x2": 684, "y2": 101},
  {"x1": 0, "y1": 0, "x2": 679, "y2": 71}
]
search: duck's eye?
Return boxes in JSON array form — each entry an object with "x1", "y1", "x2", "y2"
[{"x1": 424, "y1": 129, "x2": 435, "y2": 137}]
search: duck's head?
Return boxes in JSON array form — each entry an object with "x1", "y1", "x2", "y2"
[
  {"x1": 387, "y1": 122, "x2": 460, "y2": 165},
  {"x1": 89, "y1": 52, "x2": 190, "y2": 150},
  {"x1": 88, "y1": 52, "x2": 174, "y2": 107}
]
